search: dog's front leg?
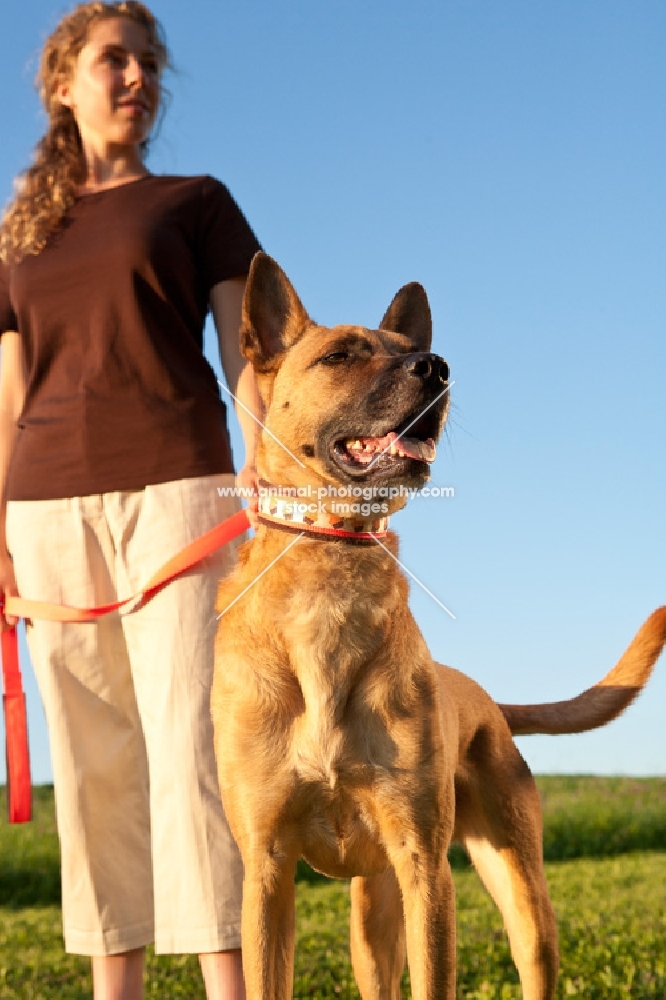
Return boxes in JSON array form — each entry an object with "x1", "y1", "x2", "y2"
[
  {"x1": 390, "y1": 844, "x2": 456, "y2": 1000},
  {"x1": 379, "y1": 769, "x2": 457, "y2": 1000},
  {"x1": 240, "y1": 845, "x2": 298, "y2": 1000}
]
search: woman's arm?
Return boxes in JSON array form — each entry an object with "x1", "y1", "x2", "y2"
[
  {"x1": 0, "y1": 331, "x2": 27, "y2": 627},
  {"x1": 209, "y1": 278, "x2": 264, "y2": 520}
]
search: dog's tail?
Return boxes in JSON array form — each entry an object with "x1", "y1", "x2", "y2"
[{"x1": 499, "y1": 606, "x2": 666, "y2": 736}]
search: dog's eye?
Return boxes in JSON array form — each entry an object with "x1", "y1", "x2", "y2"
[{"x1": 320, "y1": 351, "x2": 350, "y2": 365}]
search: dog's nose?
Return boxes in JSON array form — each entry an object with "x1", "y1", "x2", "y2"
[{"x1": 403, "y1": 353, "x2": 449, "y2": 384}]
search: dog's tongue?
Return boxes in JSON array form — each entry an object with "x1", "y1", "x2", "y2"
[{"x1": 346, "y1": 432, "x2": 436, "y2": 464}]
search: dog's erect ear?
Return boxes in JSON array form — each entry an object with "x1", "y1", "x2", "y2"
[
  {"x1": 240, "y1": 253, "x2": 312, "y2": 371},
  {"x1": 379, "y1": 282, "x2": 432, "y2": 352}
]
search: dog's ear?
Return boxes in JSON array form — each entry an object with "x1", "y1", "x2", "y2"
[
  {"x1": 379, "y1": 282, "x2": 432, "y2": 352},
  {"x1": 240, "y1": 253, "x2": 312, "y2": 372}
]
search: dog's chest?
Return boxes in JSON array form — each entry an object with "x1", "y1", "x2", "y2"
[
  {"x1": 276, "y1": 594, "x2": 396, "y2": 873},
  {"x1": 298, "y1": 784, "x2": 389, "y2": 878},
  {"x1": 283, "y1": 592, "x2": 388, "y2": 768}
]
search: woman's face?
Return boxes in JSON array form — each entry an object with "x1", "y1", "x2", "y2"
[{"x1": 57, "y1": 17, "x2": 160, "y2": 159}]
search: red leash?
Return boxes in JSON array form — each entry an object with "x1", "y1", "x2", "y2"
[
  {"x1": 1, "y1": 628, "x2": 31, "y2": 823},
  {"x1": 0, "y1": 508, "x2": 250, "y2": 823}
]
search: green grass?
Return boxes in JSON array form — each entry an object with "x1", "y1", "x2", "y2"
[
  {"x1": 1, "y1": 781, "x2": 665, "y2": 998},
  {"x1": 0, "y1": 786, "x2": 61, "y2": 908},
  {"x1": 536, "y1": 775, "x2": 666, "y2": 861}
]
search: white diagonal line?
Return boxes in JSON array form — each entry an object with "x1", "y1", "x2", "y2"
[
  {"x1": 369, "y1": 533, "x2": 456, "y2": 619},
  {"x1": 218, "y1": 379, "x2": 306, "y2": 468},
  {"x1": 216, "y1": 531, "x2": 304, "y2": 619},
  {"x1": 366, "y1": 381, "x2": 455, "y2": 470}
]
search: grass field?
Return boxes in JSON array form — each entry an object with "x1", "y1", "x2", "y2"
[{"x1": 1, "y1": 779, "x2": 665, "y2": 998}]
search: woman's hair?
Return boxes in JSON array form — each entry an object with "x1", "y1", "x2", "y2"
[{"x1": 0, "y1": 1, "x2": 169, "y2": 265}]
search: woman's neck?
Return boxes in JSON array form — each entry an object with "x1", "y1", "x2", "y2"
[{"x1": 77, "y1": 147, "x2": 150, "y2": 195}]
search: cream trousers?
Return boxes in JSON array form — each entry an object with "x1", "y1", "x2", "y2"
[{"x1": 6, "y1": 474, "x2": 245, "y2": 956}]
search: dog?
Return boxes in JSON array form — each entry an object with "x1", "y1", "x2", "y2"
[{"x1": 211, "y1": 252, "x2": 665, "y2": 1000}]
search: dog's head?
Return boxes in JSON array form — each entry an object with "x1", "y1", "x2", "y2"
[{"x1": 241, "y1": 254, "x2": 449, "y2": 514}]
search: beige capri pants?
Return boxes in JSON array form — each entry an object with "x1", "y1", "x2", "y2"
[{"x1": 6, "y1": 474, "x2": 245, "y2": 956}]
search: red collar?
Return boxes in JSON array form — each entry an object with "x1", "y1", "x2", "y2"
[{"x1": 257, "y1": 483, "x2": 390, "y2": 542}]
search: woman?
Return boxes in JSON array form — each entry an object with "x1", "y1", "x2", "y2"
[{"x1": 0, "y1": 3, "x2": 262, "y2": 998}]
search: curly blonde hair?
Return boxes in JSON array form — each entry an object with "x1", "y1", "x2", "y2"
[{"x1": 0, "y1": 1, "x2": 169, "y2": 265}]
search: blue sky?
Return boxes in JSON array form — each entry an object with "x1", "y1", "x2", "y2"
[{"x1": 1, "y1": 0, "x2": 664, "y2": 782}]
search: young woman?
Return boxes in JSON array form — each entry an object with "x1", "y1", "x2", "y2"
[{"x1": 0, "y1": 3, "x2": 262, "y2": 998}]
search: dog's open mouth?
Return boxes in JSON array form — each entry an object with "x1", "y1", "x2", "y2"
[
  {"x1": 327, "y1": 402, "x2": 446, "y2": 480},
  {"x1": 330, "y1": 409, "x2": 440, "y2": 477},
  {"x1": 334, "y1": 432, "x2": 436, "y2": 470}
]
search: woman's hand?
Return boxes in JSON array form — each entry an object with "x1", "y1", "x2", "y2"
[
  {"x1": 0, "y1": 330, "x2": 27, "y2": 629},
  {"x1": 210, "y1": 280, "x2": 265, "y2": 530},
  {"x1": 0, "y1": 549, "x2": 19, "y2": 630},
  {"x1": 236, "y1": 464, "x2": 259, "y2": 528}
]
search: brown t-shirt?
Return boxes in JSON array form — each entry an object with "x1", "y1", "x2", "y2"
[{"x1": 0, "y1": 174, "x2": 261, "y2": 500}]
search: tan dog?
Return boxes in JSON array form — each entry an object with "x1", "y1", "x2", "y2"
[{"x1": 212, "y1": 253, "x2": 665, "y2": 1000}]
